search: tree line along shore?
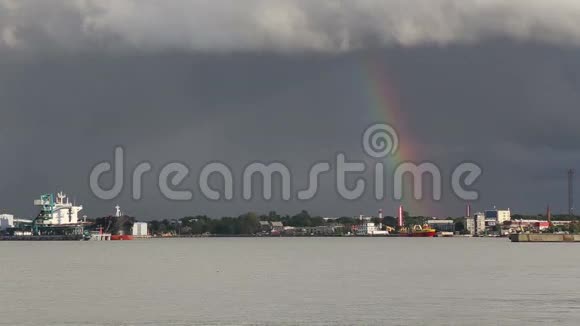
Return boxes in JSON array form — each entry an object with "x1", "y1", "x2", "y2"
[{"x1": 92, "y1": 210, "x2": 580, "y2": 237}]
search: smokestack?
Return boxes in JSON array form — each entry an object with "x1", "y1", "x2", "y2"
[
  {"x1": 547, "y1": 204, "x2": 552, "y2": 226},
  {"x1": 378, "y1": 209, "x2": 383, "y2": 219},
  {"x1": 398, "y1": 205, "x2": 404, "y2": 228},
  {"x1": 466, "y1": 203, "x2": 471, "y2": 218},
  {"x1": 569, "y1": 169, "x2": 575, "y2": 217}
]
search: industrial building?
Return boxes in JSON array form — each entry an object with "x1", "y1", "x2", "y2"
[
  {"x1": 463, "y1": 213, "x2": 486, "y2": 235},
  {"x1": 0, "y1": 214, "x2": 14, "y2": 230},
  {"x1": 507, "y1": 220, "x2": 550, "y2": 232},
  {"x1": 355, "y1": 222, "x2": 388, "y2": 235},
  {"x1": 484, "y1": 208, "x2": 511, "y2": 225},
  {"x1": 132, "y1": 222, "x2": 149, "y2": 237}
]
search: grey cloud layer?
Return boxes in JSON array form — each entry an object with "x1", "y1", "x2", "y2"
[{"x1": 3, "y1": 0, "x2": 580, "y2": 51}]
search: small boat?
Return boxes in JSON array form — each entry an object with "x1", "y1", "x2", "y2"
[{"x1": 399, "y1": 224, "x2": 437, "y2": 237}]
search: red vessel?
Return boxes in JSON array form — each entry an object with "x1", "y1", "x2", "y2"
[{"x1": 111, "y1": 234, "x2": 134, "y2": 240}]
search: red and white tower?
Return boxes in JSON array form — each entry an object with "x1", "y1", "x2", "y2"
[
  {"x1": 466, "y1": 203, "x2": 471, "y2": 218},
  {"x1": 398, "y1": 205, "x2": 404, "y2": 227}
]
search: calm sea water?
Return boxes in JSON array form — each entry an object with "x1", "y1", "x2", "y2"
[{"x1": 0, "y1": 238, "x2": 579, "y2": 325}]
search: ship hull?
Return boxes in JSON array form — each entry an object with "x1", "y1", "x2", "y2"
[
  {"x1": 111, "y1": 235, "x2": 134, "y2": 240},
  {"x1": 400, "y1": 231, "x2": 437, "y2": 237}
]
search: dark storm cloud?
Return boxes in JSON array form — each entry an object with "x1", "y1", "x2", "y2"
[
  {"x1": 1, "y1": 1, "x2": 580, "y2": 218},
  {"x1": 2, "y1": 43, "x2": 580, "y2": 219}
]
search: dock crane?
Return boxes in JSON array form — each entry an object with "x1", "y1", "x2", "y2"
[{"x1": 31, "y1": 194, "x2": 54, "y2": 235}]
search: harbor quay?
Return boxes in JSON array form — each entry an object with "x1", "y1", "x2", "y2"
[{"x1": 509, "y1": 234, "x2": 580, "y2": 242}]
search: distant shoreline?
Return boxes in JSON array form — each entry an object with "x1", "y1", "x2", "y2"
[
  {"x1": 151, "y1": 234, "x2": 505, "y2": 239},
  {"x1": 0, "y1": 234, "x2": 511, "y2": 241}
]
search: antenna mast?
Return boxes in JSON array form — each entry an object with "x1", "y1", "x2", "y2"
[{"x1": 568, "y1": 169, "x2": 575, "y2": 217}]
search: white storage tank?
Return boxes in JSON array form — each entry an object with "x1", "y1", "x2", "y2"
[
  {"x1": 132, "y1": 222, "x2": 148, "y2": 237},
  {"x1": 0, "y1": 214, "x2": 14, "y2": 230}
]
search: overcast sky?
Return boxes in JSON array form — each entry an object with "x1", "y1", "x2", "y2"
[{"x1": 1, "y1": 0, "x2": 580, "y2": 219}]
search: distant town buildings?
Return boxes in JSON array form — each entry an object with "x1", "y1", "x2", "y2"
[
  {"x1": 355, "y1": 222, "x2": 388, "y2": 235},
  {"x1": 304, "y1": 225, "x2": 343, "y2": 236},
  {"x1": 484, "y1": 208, "x2": 511, "y2": 225},
  {"x1": 3, "y1": 198, "x2": 576, "y2": 238},
  {"x1": 507, "y1": 220, "x2": 550, "y2": 232},
  {"x1": 464, "y1": 212, "x2": 486, "y2": 235},
  {"x1": 464, "y1": 217, "x2": 476, "y2": 235},
  {"x1": 474, "y1": 212, "x2": 486, "y2": 233},
  {"x1": 259, "y1": 221, "x2": 270, "y2": 232},
  {"x1": 270, "y1": 221, "x2": 284, "y2": 233},
  {"x1": 259, "y1": 221, "x2": 285, "y2": 234}
]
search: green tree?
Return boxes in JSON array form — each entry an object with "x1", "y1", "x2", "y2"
[
  {"x1": 310, "y1": 216, "x2": 324, "y2": 227},
  {"x1": 288, "y1": 210, "x2": 312, "y2": 227},
  {"x1": 238, "y1": 212, "x2": 260, "y2": 234},
  {"x1": 371, "y1": 217, "x2": 383, "y2": 225},
  {"x1": 454, "y1": 220, "x2": 465, "y2": 232},
  {"x1": 383, "y1": 216, "x2": 397, "y2": 227},
  {"x1": 267, "y1": 211, "x2": 281, "y2": 221},
  {"x1": 567, "y1": 222, "x2": 580, "y2": 234}
]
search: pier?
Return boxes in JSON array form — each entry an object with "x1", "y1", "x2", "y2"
[{"x1": 509, "y1": 234, "x2": 580, "y2": 242}]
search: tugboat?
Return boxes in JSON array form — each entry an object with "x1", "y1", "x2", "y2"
[
  {"x1": 395, "y1": 205, "x2": 436, "y2": 237},
  {"x1": 399, "y1": 224, "x2": 437, "y2": 237}
]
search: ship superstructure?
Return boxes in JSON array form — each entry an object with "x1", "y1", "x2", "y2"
[
  {"x1": 30, "y1": 192, "x2": 85, "y2": 236},
  {"x1": 34, "y1": 192, "x2": 83, "y2": 225}
]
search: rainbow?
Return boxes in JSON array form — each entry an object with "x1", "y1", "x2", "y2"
[{"x1": 361, "y1": 53, "x2": 433, "y2": 217}]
